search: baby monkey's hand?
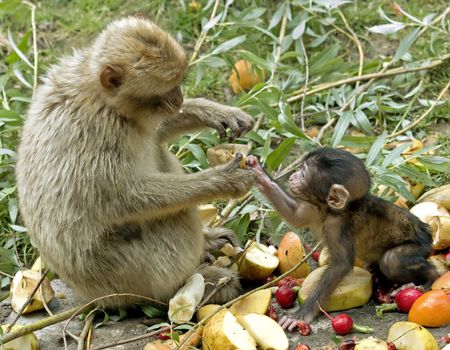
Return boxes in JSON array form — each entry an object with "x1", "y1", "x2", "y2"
[{"x1": 246, "y1": 156, "x2": 273, "y2": 191}]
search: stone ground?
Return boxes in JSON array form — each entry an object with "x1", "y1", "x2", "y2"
[{"x1": 1, "y1": 279, "x2": 449, "y2": 349}]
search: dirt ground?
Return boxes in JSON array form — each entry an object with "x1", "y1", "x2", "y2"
[{"x1": 1, "y1": 279, "x2": 449, "y2": 350}]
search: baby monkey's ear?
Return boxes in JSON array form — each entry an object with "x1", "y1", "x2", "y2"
[
  {"x1": 100, "y1": 64, "x2": 124, "y2": 90},
  {"x1": 327, "y1": 184, "x2": 350, "y2": 210}
]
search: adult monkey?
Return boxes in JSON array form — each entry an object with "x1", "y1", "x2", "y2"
[
  {"x1": 16, "y1": 16, "x2": 255, "y2": 308},
  {"x1": 248, "y1": 148, "x2": 437, "y2": 330}
]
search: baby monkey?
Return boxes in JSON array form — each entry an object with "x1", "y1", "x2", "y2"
[{"x1": 247, "y1": 148, "x2": 437, "y2": 330}]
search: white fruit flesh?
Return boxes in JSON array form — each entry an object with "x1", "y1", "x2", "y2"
[
  {"x1": 238, "y1": 313, "x2": 289, "y2": 350},
  {"x1": 355, "y1": 337, "x2": 388, "y2": 350},
  {"x1": 229, "y1": 288, "x2": 272, "y2": 316},
  {"x1": 239, "y1": 243, "x2": 279, "y2": 280}
]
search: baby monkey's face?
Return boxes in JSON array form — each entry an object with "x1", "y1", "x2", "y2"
[{"x1": 288, "y1": 164, "x2": 308, "y2": 198}]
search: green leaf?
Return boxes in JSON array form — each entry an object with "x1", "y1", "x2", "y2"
[
  {"x1": 331, "y1": 112, "x2": 353, "y2": 147},
  {"x1": 418, "y1": 157, "x2": 450, "y2": 172},
  {"x1": 9, "y1": 224, "x2": 27, "y2": 233},
  {"x1": 266, "y1": 137, "x2": 295, "y2": 172},
  {"x1": 393, "y1": 27, "x2": 420, "y2": 63},
  {"x1": 211, "y1": 35, "x2": 246, "y2": 55},
  {"x1": 354, "y1": 109, "x2": 374, "y2": 135},
  {"x1": 366, "y1": 132, "x2": 387, "y2": 167},
  {"x1": 0, "y1": 247, "x2": 18, "y2": 275},
  {"x1": 110, "y1": 308, "x2": 128, "y2": 322},
  {"x1": 396, "y1": 164, "x2": 435, "y2": 186},
  {"x1": 310, "y1": 43, "x2": 340, "y2": 74},
  {"x1": 268, "y1": 4, "x2": 285, "y2": 29},
  {"x1": 185, "y1": 144, "x2": 208, "y2": 168},
  {"x1": 0, "y1": 109, "x2": 22, "y2": 120},
  {"x1": 201, "y1": 56, "x2": 227, "y2": 68},
  {"x1": 140, "y1": 304, "x2": 166, "y2": 318},
  {"x1": 278, "y1": 112, "x2": 307, "y2": 139},
  {"x1": 7, "y1": 30, "x2": 33, "y2": 67},
  {"x1": 382, "y1": 142, "x2": 411, "y2": 167},
  {"x1": 94, "y1": 310, "x2": 110, "y2": 329},
  {"x1": 260, "y1": 130, "x2": 273, "y2": 164},
  {"x1": 226, "y1": 213, "x2": 250, "y2": 242}
]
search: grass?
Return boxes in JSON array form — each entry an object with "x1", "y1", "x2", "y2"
[{"x1": 0, "y1": 0, "x2": 449, "y2": 298}]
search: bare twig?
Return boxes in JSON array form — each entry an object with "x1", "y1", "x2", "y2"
[
  {"x1": 287, "y1": 56, "x2": 449, "y2": 104},
  {"x1": 89, "y1": 328, "x2": 164, "y2": 350},
  {"x1": 77, "y1": 311, "x2": 96, "y2": 350},
  {"x1": 298, "y1": 37, "x2": 309, "y2": 131},
  {"x1": 5, "y1": 269, "x2": 49, "y2": 332},
  {"x1": 195, "y1": 276, "x2": 232, "y2": 311},
  {"x1": 389, "y1": 79, "x2": 450, "y2": 138},
  {"x1": 338, "y1": 10, "x2": 364, "y2": 88},
  {"x1": 22, "y1": 1, "x2": 38, "y2": 97},
  {"x1": 189, "y1": 0, "x2": 221, "y2": 65}
]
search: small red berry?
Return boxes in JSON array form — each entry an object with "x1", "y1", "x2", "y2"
[{"x1": 275, "y1": 286, "x2": 297, "y2": 308}]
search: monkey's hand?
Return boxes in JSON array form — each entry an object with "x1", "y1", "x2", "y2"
[
  {"x1": 213, "y1": 153, "x2": 256, "y2": 198},
  {"x1": 246, "y1": 155, "x2": 272, "y2": 191},
  {"x1": 207, "y1": 106, "x2": 254, "y2": 141}
]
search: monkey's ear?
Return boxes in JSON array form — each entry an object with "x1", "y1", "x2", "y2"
[
  {"x1": 327, "y1": 184, "x2": 350, "y2": 210},
  {"x1": 100, "y1": 64, "x2": 124, "y2": 90}
]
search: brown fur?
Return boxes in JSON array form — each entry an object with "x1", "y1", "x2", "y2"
[{"x1": 16, "y1": 17, "x2": 255, "y2": 308}]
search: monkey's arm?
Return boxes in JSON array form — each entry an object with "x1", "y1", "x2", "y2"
[
  {"x1": 247, "y1": 156, "x2": 315, "y2": 228},
  {"x1": 280, "y1": 215, "x2": 355, "y2": 330},
  {"x1": 110, "y1": 155, "x2": 254, "y2": 222},
  {"x1": 156, "y1": 98, "x2": 254, "y2": 143}
]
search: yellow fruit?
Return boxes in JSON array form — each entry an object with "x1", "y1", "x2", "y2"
[
  {"x1": 299, "y1": 266, "x2": 372, "y2": 311},
  {"x1": 238, "y1": 242, "x2": 279, "y2": 280},
  {"x1": 277, "y1": 232, "x2": 310, "y2": 278},
  {"x1": 418, "y1": 184, "x2": 450, "y2": 210},
  {"x1": 229, "y1": 288, "x2": 272, "y2": 316},
  {"x1": 202, "y1": 309, "x2": 256, "y2": 350},
  {"x1": 0, "y1": 325, "x2": 39, "y2": 350},
  {"x1": 229, "y1": 60, "x2": 265, "y2": 94},
  {"x1": 387, "y1": 321, "x2": 438, "y2": 350},
  {"x1": 197, "y1": 204, "x2": 218, "y2": 227},
  {"x1": 428, "y1": 215, "x2": 450, "y2": 250},
  {"x1": 196, "y1": 304, "x2": 221, "y2": 322},
  {"x1": 206, "y1": 144, "x2": 249, "y2": 168},
  {"x1": 431, "y1": 271, "x2": 450, "y2": 291},
  {"x1": 355, "y1": 337, "x2": 388, "y2": 350}
]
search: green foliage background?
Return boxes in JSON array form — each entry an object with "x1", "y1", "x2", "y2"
[{"x1": 0, "y1": 0, "x2": 449, "y2": 300}]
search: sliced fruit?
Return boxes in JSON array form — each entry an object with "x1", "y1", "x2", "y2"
[
  {"x1": 168, "y1": 273, "x2": 205, "y2": 323},
  {"x1": 417, "y1": 184, "x2": 450, "y2": 210},
  {"x1": 387, "y1": 321, "x2": 438, "y2": 350},
  {"x1": 299, "y1": 266, "x2": 372, "y2": 311},
  {"x1": 428, "y1": 254, "x2": 449, "y2": 276},
  {"x1": 229, "y1": 288, "x2": 272, "y2": 316},
  {"x1": 202, "y1": 309, "x2": 256, "y2": 350},
  {"x1": 237, "y1": 313, "x2": 289, "y2": 350},
  {"x1": 206, "y1": 144, "x2": 249, "y2": 167},
  {"x1": 196, "y1": 304, "x2": 221, "y2": 322},
  {"x1": 410, "y1": 202, "x2": 449, "y2": 224},
  {"x1": 10, "y1": 270, "x2": 54, "y2": 314},
  {"x1": 0, "y1": 325, "x2": 39, "y2": 350},
  {"x1": 239, "y1": 242, "x2": 279, "y2": 280},
  {"x1": 408, "y1": 290, "x2": 450, "y2": 327},
  {"x1": 30, "y1": 257, "x2": 43, "y2": 272},
  {"x1": 431, "y1": 271, "x2": 450, "y2": 290},
  {"x1": 277, "y1": 232, "x2": 310, "y2": 278},
  {"x1": 428, "y1": 216, "x2": 450, "y2": 250},
  {"x1": 354, "y1": 337, "x2": 388, "y2": 350},
  {"x1": 197, "y1": 205, "x2": 218, "y2": 227}
]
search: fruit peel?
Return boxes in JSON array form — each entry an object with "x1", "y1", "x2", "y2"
[{"x1": 387, "y1": 321, "x2": 438, "y2": 350}]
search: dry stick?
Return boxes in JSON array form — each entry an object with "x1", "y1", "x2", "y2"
[
  {"x1": 286, "y1": 56, "x2": 449, "y2": 104},
  {"x1": 89, "y1": 328, "x2": 164, "y2": 350},
  {"x1": 22, "y1": 1, "x2": 38, "y2": 98},
  {"x1": 298, "y1": 37, "x2": 309, "y2": 131},
  {"x1": 1, "y1": 305, "x2": 90, "y2": 344},
  {"x1": 1, "y1": 293, "x2": 166, "y2": 345},
  {"x1": 77, "y1": 311, "x2": 95, "y2": 350},
  {"x1": 389, "y1": 79, "x2": 450, "y2": 138},
  {"x1": 189, "y1": 0, "x2": 221, "y2": 65},
  {"x1": 5, "y1": 269, "x2": 49, "y2": 333},
  {"x1": 338, "y1": 10, "x2": 364, "y2": 89},
  {"x1": 175, "y1": 242, "x2": 322, "y2": 350}
]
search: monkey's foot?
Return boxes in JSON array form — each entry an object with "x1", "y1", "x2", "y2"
[
  {"x1": 196, "y1": 264, "x2": 241, "y2": 304},
  {"x1": 203, "y1": 227, "x2": 240, "y2": 258},
  {"x1": 279, "y1": 315, "x2": 301, "y2": 332}
]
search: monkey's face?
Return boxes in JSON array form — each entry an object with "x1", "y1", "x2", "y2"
[
  {"x1": 96, "y1": 16, "x2": 188, "y2": 118},
  {"x1": 288, "y1": 165, "x2": 309, "y2": 199}
]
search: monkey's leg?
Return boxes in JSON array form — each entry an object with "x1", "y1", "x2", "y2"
[
  {"x1": 156, "y1": 98, "x2": 253, "y2": 143},
  {"x1": 379, "y1": 243, "x2": 438, "y2": 286},
  {"x1": 196, "y1": 264, "x2": 241, "y2": 304},
  {"x1": 202, "y1": 227, "x2": 240, "y2": 262},
  {"x1": 280, "y1": 215, "x2": 355, "y2": 330}
]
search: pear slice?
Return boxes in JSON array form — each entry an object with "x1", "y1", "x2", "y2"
[
  {"x1": 237, "y1": 313, "x2": 289, "y2": 350},
  {"x1": 10, "y1": 270, "x2": 54, "y2": 314},
  {"x1": 239, "y1": 242, "x2": 279, "y2": 280},
  {"x1": 196, "y1": 304, "x2": 221, "y2": 322},
  {"x1": 198, "y1": 204, "x2": 218, "y2": 227},
  {"x1": 229, "y1": 288, "x2": 272, "y2": 316},
  {"x1": 299, "y1": 266, "x2": 371, "y2": 311},
  {"x1": 387, "y1": 321, "x2": 438, "y2": 350},
  {"x1": 202, "y1": 309, "x2": 256, "y2": 350},
  {"x1": 355, "y1": 337, "x2": 388, "y2": 349},
  {"x1": 0, "y1": 325, "x2": 39, "y2": 350}
]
